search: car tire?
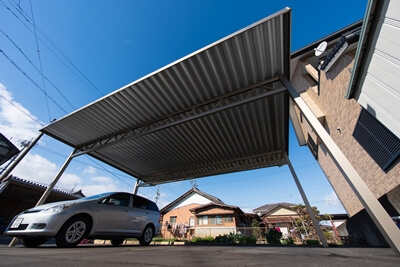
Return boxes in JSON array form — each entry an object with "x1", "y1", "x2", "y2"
[
  {"x1": 22, "y1": 237, "x2": 48, "y2": 248},
  {"x1": 110, "y1": 239, "x2": 124, "y2": 246},
  {"x1": 139, "y1": 225, "x2": 154, "y2": 246},
  {"x1": 55, "y1": 216, "x2": 90, "y2": 248}
]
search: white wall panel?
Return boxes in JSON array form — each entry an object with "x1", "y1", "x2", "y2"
[{"x1": 358, "y1": 0, "x2": 400, "y2": 138}]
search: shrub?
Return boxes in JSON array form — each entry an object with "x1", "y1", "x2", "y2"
[
  {"x1": 280, "y1": 237, "x2": 294, "y2": 245},
  {"x1": 265, "y1": 228, "x2": 282, "y2": 245},
  {"x1": 214, "y1": 233, "x2": 257, "y2": 244},
  {"x1": 191, "y1": 236, "x2": 214, "y2": 243}
]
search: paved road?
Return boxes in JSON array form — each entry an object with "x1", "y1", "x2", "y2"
[{"x1": 0, "y1": 241, "x2": 399, "y2": 267}]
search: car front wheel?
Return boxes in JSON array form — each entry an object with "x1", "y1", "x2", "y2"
[
  {"x1": 139, "y1": 225, "x2": 154, "y2": 246},
  {"x1": 56, "y1": 216, "x2": 89, "y2": 248}
]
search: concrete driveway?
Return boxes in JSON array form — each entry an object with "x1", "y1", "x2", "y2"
[{"x1": 0, "y1": 240, "x2": 399, "y2": 267}]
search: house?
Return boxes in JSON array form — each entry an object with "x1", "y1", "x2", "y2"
[
  {"x1": 253, "y1": 202, "x2": 299, "y2": 238},
  {"x1": 290, "y1": 0, "x2": 400, "y2": 247},
  {"x1": 0, "y1": 175, "x2": 84, "y2": 232},
  {"x1": 190, "y1": 202, "x2": 256, "y2": 238},
  {"x1": 160, "y1": 187, "x2": 257, "y2": 239}
]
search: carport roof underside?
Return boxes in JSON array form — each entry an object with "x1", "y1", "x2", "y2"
[{"x1": 40, "y1": 8, "x2": 292, "y2": 185}]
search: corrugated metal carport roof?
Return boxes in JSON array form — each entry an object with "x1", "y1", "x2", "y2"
[{"x1": 40, "y1": 8, "x2": 292, "y2": 185}]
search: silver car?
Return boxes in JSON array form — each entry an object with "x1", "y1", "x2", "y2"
[{"x1": 4, "y1": 192, "x2": 161, "y2": 248}]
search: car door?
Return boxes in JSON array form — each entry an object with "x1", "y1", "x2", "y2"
[
  {"x1": 93, "y1": 193, "x2": 132, "y2": 234},
  {"x1": 128, "y1": 195, "x2": 150, "y2": 233}
]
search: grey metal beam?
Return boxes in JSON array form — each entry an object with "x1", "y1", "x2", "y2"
[
  {"x1": 9, "y1": 148, "x2": 76, "y2": 247},
  {"x1": 285, "y1": 153, "x2": 329, "y2": 248},
  {"x1": 281, "y1": 75, "x2": 400, "y2": 256},
  {"x1": 0, "y1": 132, "x2": 44, "y2": 180},
  {"x1": 72, "y1": 82, "x2": 285, "y2": 157}
]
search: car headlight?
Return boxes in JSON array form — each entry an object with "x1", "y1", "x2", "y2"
[{"x1": 42, "y1": 203, "x2": 76, "y2": 213}]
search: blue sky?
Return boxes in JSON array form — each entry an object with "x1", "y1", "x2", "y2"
[{"x1": 0, "y1": 0, "x2": 368, "y2": 214}]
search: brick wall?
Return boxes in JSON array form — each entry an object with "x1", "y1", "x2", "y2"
[{"x1": 291, "y1": 51, "x2": 400, "y2": 216}]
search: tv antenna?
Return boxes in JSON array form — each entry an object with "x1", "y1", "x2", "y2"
[{"x1": 314, "y1": 41, "x2": 327, "y2": 56}]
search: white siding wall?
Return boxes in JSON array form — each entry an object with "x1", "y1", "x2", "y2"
[
  {"x1": 358, "y1": 0, "x2": 400, "y2": 138},
  {"x1": 170, "y1": 193, "x2": 212, "y2": 209}
]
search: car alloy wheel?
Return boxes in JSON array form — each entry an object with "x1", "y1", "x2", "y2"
[
  {"x1": 139, "y1": 225, "x2": 154, "y2": 246},
  {"x1": 56, "y1": 216, "x2": 89, "y2": 248}
]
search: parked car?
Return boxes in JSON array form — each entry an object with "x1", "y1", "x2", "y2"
[{"x1": 4, "y1": 192, "x2": 161, "y2": 248}]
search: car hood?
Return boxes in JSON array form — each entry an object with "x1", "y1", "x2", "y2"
[{"x1": 25, "y1": 198, "x2": 90, "y2": 212}]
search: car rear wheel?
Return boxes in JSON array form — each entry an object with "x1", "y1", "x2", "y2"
[
  {"x1": 22, "y1": 237, "x2": 48, "y2": 248},
  {"x1": 110, "y1": 239, "x2": 124, "y2": 246},
  {"x1": 56, "y1": 216, "x2": 89, "y2": 248},
  {"x1": 139, "y1": 225, "x2": 154, "y2": 246}
]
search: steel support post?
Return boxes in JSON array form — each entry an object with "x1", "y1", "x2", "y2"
[
  {"x1": 285, "y1": 153, "x2": 329, "y2": 248},
  {"x1": 8, "y1": 148, "x2": 76, "y2": 247},
  {"x1": 133, "y1": 179, "x2": 140, "y2": 195},
  {"x1": 281, "y1": 75, "x2": 400, "y2": 256},
  {"x1": 0, "y1": 132, "x2": 44, "y2": 180}
]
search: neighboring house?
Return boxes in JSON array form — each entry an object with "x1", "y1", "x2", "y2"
[
  {"x1": 160, "y1": 187, "x2": 224, "y2": 239},
  {"x1": 290, "y1": 0, "x2": 400, "y2": 247},
  {"x1": 190, "y1": 202, "x2": 256, "y2": 238},
  {"x1": 253, "y1": 202, "x2": 299, "y2": 238},
  {"x1": 160, "y1": 187, "x2": 257, "y2": 239},
  {"x1": 0, "y1": 175, "x2": 84, "y2": 231},
  {"x1": 319, "y1": 214, "x2": 349, "y2": 239}
]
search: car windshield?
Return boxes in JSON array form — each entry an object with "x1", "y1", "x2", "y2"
[{"x1": 80, "y1": 192, "x2": 113, "y2": 201}]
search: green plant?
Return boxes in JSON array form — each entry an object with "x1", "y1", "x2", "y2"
[
  {"x1": 265, "y1": 228, "x2": 282, "y2": 245},
  {"x1": 279, "y1": 237, "x2": 294, "y2": 245},
  {"x1": 151, "y1": 237, "x2": 177, "y2": 242},
  {"x1": 214, "y1": 233, "x2": 257, "y2": 244},
  {"x1": 191, "y1": 236, "x2": 214, "y2": 243}
]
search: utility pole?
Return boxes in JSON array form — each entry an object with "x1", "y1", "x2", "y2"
[{"x1": 155, "y1": 185, "x2": 160, "y2": 203}]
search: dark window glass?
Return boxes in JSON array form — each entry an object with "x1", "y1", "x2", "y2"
[{"x1": 133, "y1": 195, "x2": 148, "y2": 209}]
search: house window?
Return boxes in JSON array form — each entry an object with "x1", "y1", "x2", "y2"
[
  {"x1": 224, "y1": 215, "x2": 233, "y2": 223},
  {"x1": 170, "y1": 216, "x2": 177, "y2": 225},
  {"x1": 202, "y1": 216, "x2": 208, "y2": 225},
  {"x1": 307, "y1": 133, "x2": 318, "y2": 159},
  {"x1": 209, "y1": 216, "x2": 216, "y2": 225},
  {"x1": 197, "y1": 216, "x2": 208, "y2": 225},
  {"x1": 189, "y1": 217, "x2": 195, "y2": 227},
  {"x1": 353, "y1": 109, "x2": 400, "y2": 171},
  {"x1": 208, "y1": 216, "x2": 223, "y2": 225}
]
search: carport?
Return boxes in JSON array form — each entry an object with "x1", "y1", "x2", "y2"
[{"x1": 14, "y1": 8, "x2": 400, "y2": 254}]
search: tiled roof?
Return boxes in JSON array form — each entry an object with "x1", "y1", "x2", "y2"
[
  {"x1": 0, "y1": 175, "x2": 85, "y2": 198},
  {"x1": 160, "y1": 187, "x2": 224, "y2": 213},
  {"x1": 253, "y1": 202, "x2": 296, "y2": 215}
]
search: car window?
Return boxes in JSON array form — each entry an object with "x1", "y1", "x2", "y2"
[
  {"x1": 147, "y1": 200, "x2": 159, "y2": 211},
  {"x1": 100, "y1": 193, "x2": 130, "y2": 207},
  {"x1": 133, "y1": 195, "x2": 148, "y2": 209}
]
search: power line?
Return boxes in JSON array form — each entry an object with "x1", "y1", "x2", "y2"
[
  {"x1": 29, "y1": 0, "x2": 51, "y2": 122},
  {"x1": 0, "y1": 93, "x2": 44, "y2": 126},
  {"x1": 0, "y1": 49, "x2": 68, "y2": 114},
  {"x1": 1, "y1": 0, "x2": 104, "y2": 98},
  {"x1": 1, "y1": 29, "x2": 76, "y2": 110}
]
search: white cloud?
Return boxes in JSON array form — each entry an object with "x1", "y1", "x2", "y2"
[
  {"x1": 83, "y1": 166, "x2": 96, "y2": 175},
  {"x1": 11, "y1": 153, "x2": 83, "y2": 192},
  {"x1": 12, "y1": 153, "x2": 58, "y2": 185},
  {"x1": 0, "y1": 83, "x2": 149, "y2": 200},
  {"x1": 0, "y1": 83, "x2": 42, "y2": 143},
  {"x1": 91, "y1": 176, "x2": 115, "y2": 184}
]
